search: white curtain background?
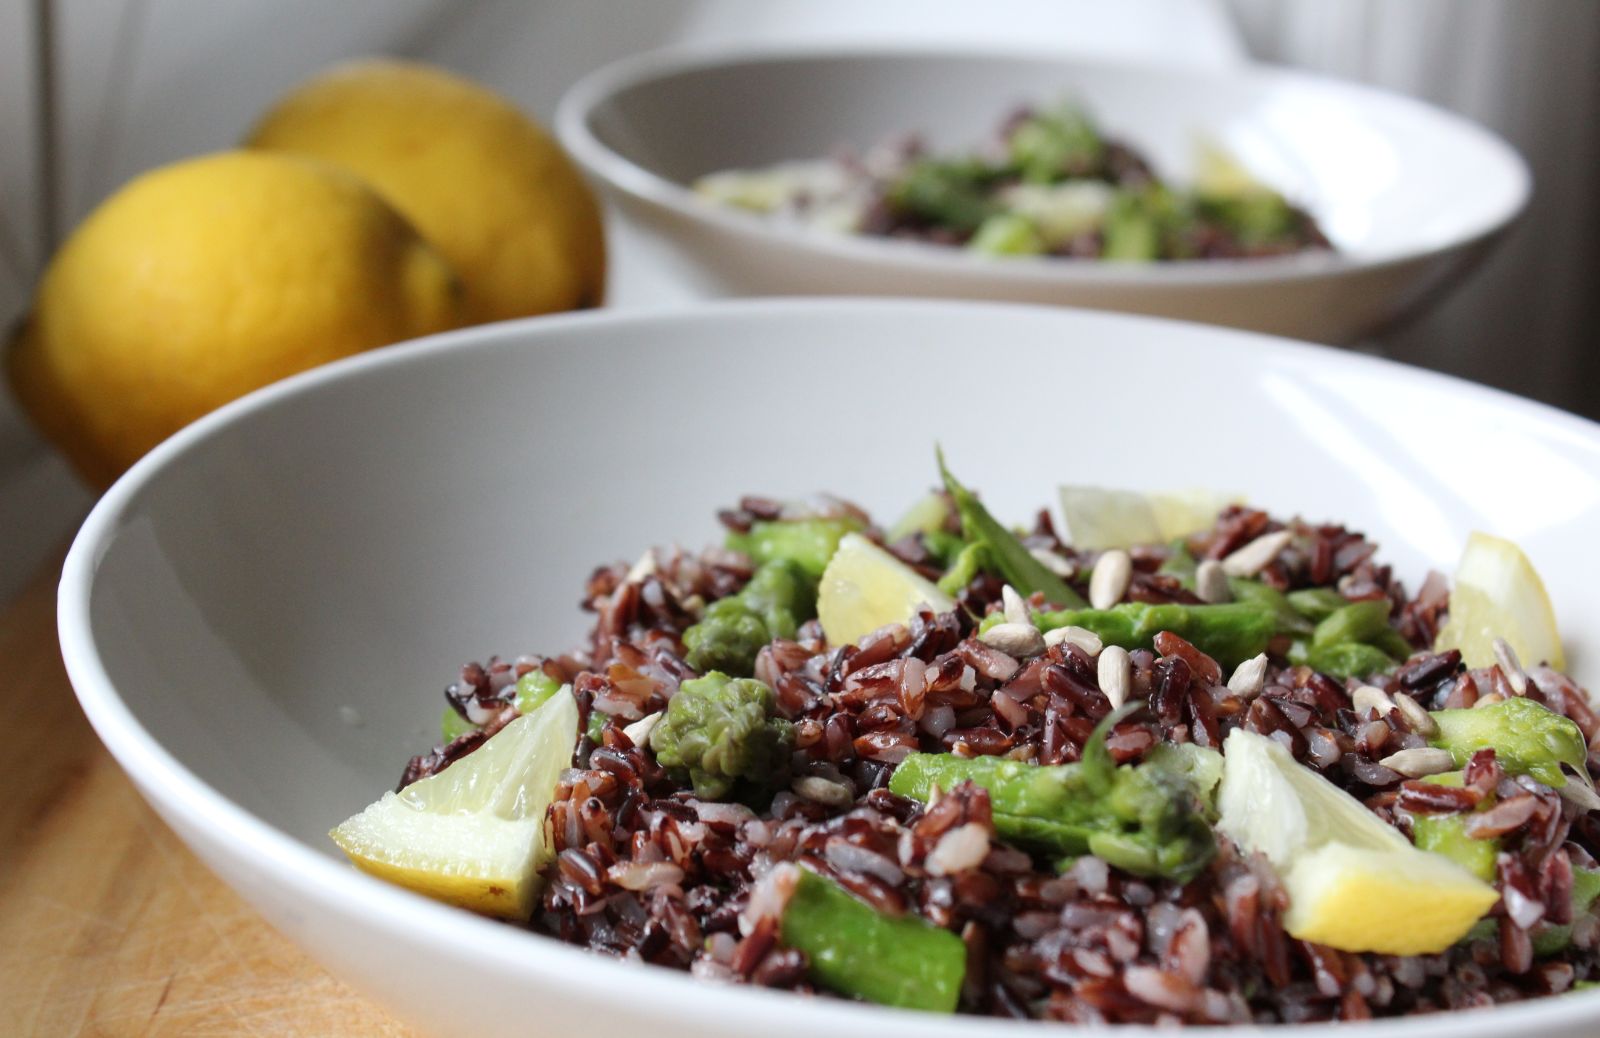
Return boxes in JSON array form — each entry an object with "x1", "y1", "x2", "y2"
[
  {"x1": 0, "y1": 0, "x2": 1595, "y2": 601},
  {"x1": 1228, "y1": 0, "x2": 1600, "y2": 417}
]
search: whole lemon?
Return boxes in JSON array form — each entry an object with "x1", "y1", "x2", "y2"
[
  {"x1": 248, "y1": 59, "x2": 606, "y2": 323},
  {"x1": 6, "y1": 150, "x2": 461, "y2": 487}
]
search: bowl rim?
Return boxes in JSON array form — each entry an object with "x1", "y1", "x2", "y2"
[
  {"x1": 554, "y1": 41, "x2": 1532, "y2": 286},
  {"x1": 58, "y1": 299, "x2": 1600, "y2": 1037}
]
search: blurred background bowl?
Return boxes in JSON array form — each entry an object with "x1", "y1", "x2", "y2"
[
  {"x1": 557, "y1": 46, "x2": 1529, "y2": 344},
  {"x1": 60, "y1": 299, "x2": 1600, "y2": 1038}
]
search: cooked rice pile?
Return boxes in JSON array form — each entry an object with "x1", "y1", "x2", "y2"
[{"x1": 403, "y1": 500, "x2": 1599, "y2": 1024}]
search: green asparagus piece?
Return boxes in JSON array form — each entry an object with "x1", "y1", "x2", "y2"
[
  {"x1": 1196, "y1": 190, "x2": 1299, "y2": 248},
  {"x1": 1025, "y1": 601, "x2": 1278, "y2": 670},
  {"x1": 888, "y1": 704, "x2": 1218, "y2": 882},
  {"x1": 779, "y1": 866, "x2": 965, "y2": 1012},
  {"x1": 1312, "y1": 599, "x2": 1393, "y2": 649},
  {"x1": 683, "y1": 597, "x2": 773, "y2": 677},
  {"x1": 682, "y1": 558, "x2": 817, "y2": 677},
  {"x1": 649, "y1": 671, "x2": 793, "y2": 799},
  {"x1": 886, "y1": 158, "x2": 1000, "y2": 234},
  {"x1": 922, "y1": 529, "x2": 969, "y2": 569},
  {"x1": 1157, "y1": 547, "x2": 1312, "y2": 638},
  {"x1": 1533, "y1": 866, "x2": 1600, "y2": 956},
  {"x1": 440, "y1": 705, "x2": 477, "y2": 742},
  {"x1": 936, "y1": 541, "x2": 988, "y2": 597},
  {"x1": 937, "y1": 449, "x2": 1086, "y2": 608},
  {"x1": 1008, "y1": 103, "x2": 1105, "y2": 183},
  {"x1": 969, "y1": 212, "x2": 1046, "y2": 255},
  {"x1": 1429, "y1": 697, "x2": 1587, "y2": 788},
  {"x1": 1305, "y1": 641, "x2": 1397, "y2": 680},
  {"x1": 514, "y1": 667, "x2": 563, "y2": 714},
  {"x1": 1370, "y1": 625, "x2": 1416, "y2": 662},
  {"x1": 446, "y1": 665, "x2": 562, "y2": 740},
  {"x1": 1286, "y1": 587, "x2": 1349, "y2": 622},
  {"x1": 737, "y1": 558, "x2": 813, "y2": 640},
  {"x1": 1230, "y1": 578, "x2": 1314, "y2": 636},
  {"x1": 1410, "y1": 773, "x2": 1499, "y2": 882},
  {"x1": 726, "y1": 517, "x2": 863, "y2": 581},
  {"x1": 1145, "y1": 742, "x2": 1225, "y2": 818},
  {"x1": 1102, "y1": 192, "x2": 1162, "y2": 261}
]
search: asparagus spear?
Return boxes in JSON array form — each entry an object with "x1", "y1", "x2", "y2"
[
  {"x1": 1022, "y1": 601, "x2": 1278, "y2": 670},
  {"x1": 889, "y1": 704, "x2": 1218, "y2": 882},
  {"x1": 937, "y1": 448, "x2": 1087, "y2": 608},
  {"x1": 779, "y1": 866, "x2": 966, "y2": 1012}
]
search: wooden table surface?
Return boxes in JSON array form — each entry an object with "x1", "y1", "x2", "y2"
[{"x1": 0, "y1": 556, "x2": 415, "y2": 1036}]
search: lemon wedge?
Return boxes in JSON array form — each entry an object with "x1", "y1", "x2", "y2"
[
  {"x1": 1218, "y1": 728, "x2": 1497, "y2": 955},
  {"x1": 818, "y1": 532, "x2": 956, "y2": 646},
  {"x1": 1193, "y1": 139, "x2": 1265, "y2": 197},
  {"x1": 1058, "y1": 486, "x2": 1239, "y2": 550},
  {"x1": 330, "y1": 688, "x2": 578, "y2": 920},
  {"x1": 1435, "y1": 530, "x2": 1565, "y2": 671}
]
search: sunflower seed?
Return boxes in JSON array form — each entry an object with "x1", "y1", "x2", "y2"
[
  {"x1": 792, "y1": 775, "x2": 857, "y2": 809},
  {"x1": 1474, "y1": 692, "x2": 1507, "y2": 709},
  {"x1": 1194, "y1": 559, "x2": 1232, "y2": 604},
  {"x1": 1391, "y1": 690, "x2": 1439, "y2": 737},
  {"x1": 1493, "y1": 638, "x2": 1529, "y2": 696},
  {"x1": 624, "y1": 548, "x2": 658, "y2": 585},
  {"x1": 1044, "y1": 625, "x2": 1103, "y2": 656},
  {"x1": 1227, "y1": 653, "x2": 1269, "y2": 697},
  {"x1": 623, "y1": 711, "x2": 663, "y2": 747},
  {"x1": 1352, "y1": 684, "x2": 1396, "y2": 717},
  {"x1": 1560, "y1": 777, "x2": 1600, "y2": 813},
  {"x1": 1379, "y1": 747, "x2": 1457, "y2": 778},
  {"x1": 1001, "y1": 585, "x2": 1032, "y2": 626},
  {"x1": 1221, "y1": 530, "x2": 1293, "y2": 578},
  {"x1": 1098, "y1": 645, "x2": 1132, "y2": 709},
  {"x1": 1029, "y1": 547, "x2": 1076, "y2": 579},
  {"x1": 925, "y1": 822, "x2": 991, "y2": 876},
  {"x1": 981, "y1": 622, "x2": 1045, "y2": 659},
  {"x1": 1089, "y1": 550, "x2": 1132, "y2": 610}
]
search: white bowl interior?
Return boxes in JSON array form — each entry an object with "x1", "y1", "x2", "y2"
[
  {"x1": 67, "y1": 302, "x2": 1600, "y2": 1036},
  {"x1": 574, "y1": 49, "x2": 1527, "y2": 263}
]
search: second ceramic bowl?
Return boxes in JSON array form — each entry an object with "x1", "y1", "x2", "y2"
[{"x1": 557, "y1": 46, "x2": 1529, "y2": 343}]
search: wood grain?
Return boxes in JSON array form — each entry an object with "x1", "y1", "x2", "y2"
[{"x1": 0, "y1": 556, "x2": 414, "y2": 1037}]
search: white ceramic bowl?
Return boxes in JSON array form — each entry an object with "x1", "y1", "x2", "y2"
[
  {"x1": 556, "y1": 47, "x2": 1529, "y2": 344},
  {"x1": 62, "y1": 300, "x2": 1600, "y2": 1038}
]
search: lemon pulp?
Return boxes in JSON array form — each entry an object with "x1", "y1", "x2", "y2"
[
  {"x1": 330, "y1": 688, "x2": 578, "y2": 920},
  {"x1": 1058, "y1": 485, "x2": 1239, "y2": 550},
  {"x1": 1435, "y1": 530, "x2": 1565, "y2": 670},
  {"x1": 818, "y1": 533, "x2": 956, "y2": 646},
  {"x1": 1218, "y1": 728, "x2": 1497, "y2": 955}
]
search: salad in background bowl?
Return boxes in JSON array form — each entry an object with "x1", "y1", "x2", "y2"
[{"x1": 696, "y1": 101, "x2": 1332, "y2": 262}]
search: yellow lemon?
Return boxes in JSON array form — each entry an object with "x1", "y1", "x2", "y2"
[
  {"x1": 1435, "y1": 530, "x2": 1565, "y2": 671},
  {"x1": 331, "y1": 688, "x2": 579, "y2": 920},
  {"x1": 1218, "y1": 728, "x2": 1497, "y2": 955},
  {"x1": 7, "y1": 150, "x2": 461, "y2": 486},
  {"x1": 818, "y1": 532, "x2": 956, "y2": 646},
  {"x1": 248, "y1": 58, "x2": 605, "y2": 323},
  {"x1": 1058, "y1": 485, "x2": 1242, "y2": 551}
]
